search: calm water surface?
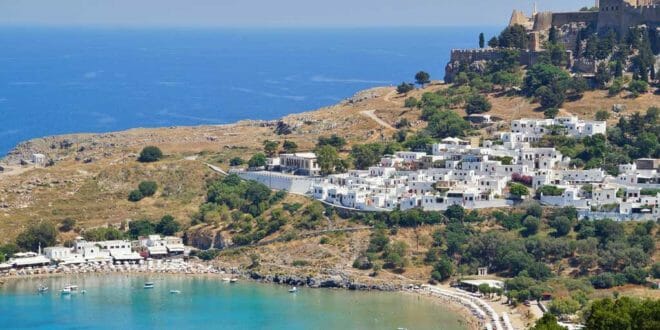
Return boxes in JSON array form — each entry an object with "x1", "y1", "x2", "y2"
[
  {"x1": 0, "y1": 26, "x2": 500, "y2": 155},
  {"x1": 0, "y1": 275, "x2": 468, "y2": 329}
]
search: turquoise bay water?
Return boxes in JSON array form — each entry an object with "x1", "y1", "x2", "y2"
[
  {"x1": 0, "y1": 27, "x2": 500, "y2": 155},
  {"x1": 0, "y1": 275, "x2": 467, "y2": 330}
]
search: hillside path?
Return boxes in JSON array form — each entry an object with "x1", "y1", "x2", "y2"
[{"x1": 360, "y1": 110, "x2": 395, "y2": 130}]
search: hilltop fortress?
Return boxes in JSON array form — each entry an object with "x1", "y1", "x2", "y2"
[
  {"x1": 513, "y1": 0, "x2": 658, "y2": 49},
  {"x1": 445, "y1": 0, "x2": 659, "y2": 81}
]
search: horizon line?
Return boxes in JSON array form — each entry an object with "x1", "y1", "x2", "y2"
[{"x1": 0, "y1": 23, "x2": 505, "y2": 30}]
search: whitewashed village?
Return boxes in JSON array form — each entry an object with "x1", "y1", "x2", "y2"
[
  {"x1": 237, "y1": 115, "x2": 660, "y2": 221},
  {"x1": 3, "y1": 114, "x2": 658, "y2": 276}
]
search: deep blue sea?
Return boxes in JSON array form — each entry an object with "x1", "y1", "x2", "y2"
[
  {"x1": 0, "y1": 275, "x2": 467, "y2": 329},
  {"x1": 0, "y1": 26, "x2": 499, "y2": 155}
]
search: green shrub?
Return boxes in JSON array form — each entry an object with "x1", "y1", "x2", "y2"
[
  {"x1": 292, "y1": 260, "x2": 310, "y2": 267},
  {"x1": 83, "y1": 227, "x2": 125, "y2": 241},
  {"x1": 138, "y1": 146, "x2": 163, "y2": 162},
  {"x1": 431, "y1": 258, "x2": 454, "y2": 281},
  {"x1": 138, "y1": 181, "x2": 158, "y2": 197},
  {"x1": 247, "y1": 153, "x2": 267, "y2": 168},
  {"x1": 640, "y1": 188, "x2": 660, "y2": 196},
  {"x1": 404, "y1": 97, "x2": 418, "y2": 108},
  {"x1": 465, "y1": 94, "x2": 492, "y2": 114},
  {"x1": 396, "y1": 82, "x2": 414, "y2": 94},
  {"x1": 537, "y1": 185, "x2": 565, "y2": 197},
  {"x1": 128, "y1": 189, "x2": 144, "y2": 202},
  {"x1": 543, "y1": 107, "x2": 559, "y2": 119},
  {"x1": 590, "y1": 272, "x2": 626, "y2": 289},
  {"x1": 59, "y1": 218, "x2": 76, "y2": 232},
  {"x1": 608, "y1": 78, "x2": 624, "y2": 96},
  {"x1": 352, "y1": 256, "x2": 373, "y2": 270},
  {"x1": 195, "y1": 249, "x2": 220, "y2": 261},
  {"x1": 628, "y1": 80, "x2": 648, "y2": 97},
  {"x1": 229, "y1": 157, "x2": 245, "y2": 166},
  {"x1": 652, "y1": 263, "x2": 660, "y2": 279}
]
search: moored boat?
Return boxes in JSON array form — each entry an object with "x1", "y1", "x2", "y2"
[
  {"x1": 60, "y1": 285, "x2": 78, "y2": 295},
  {"x1": 37, "y1": 284, "x2": 48, "y2": 293},
  {"x1": 288, "y1": 287, "x2": 297, "y2": 293},
  {"x1": 229, "y1": 278, "x2": 238, "y2": 283},
  {"x1": 144, "y1": 282, "x2": 155, "y2": 289},
  {"x1": 169, "y1": 290, "x2": 181, "y2": 294}
]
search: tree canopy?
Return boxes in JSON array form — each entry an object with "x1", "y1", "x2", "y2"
[
  {"x1": 138, "y1": 146, "x2": 163, "y2": 163},
  {"x1": 16, "y1": 222, "x2": 58, "y2": 251},
  {"x1": 156, "y1": 215, "x2": 181, "y2": 236},
  {"x1": 414, "y1": 71, "x2": 431, "y2": 86},
  {"x1": 248, "y1": 153, "x2": 267, "y2": 168}
]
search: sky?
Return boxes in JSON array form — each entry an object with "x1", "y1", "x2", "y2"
[{"x1": 0, "y1": 0, "x2": 595, "y2": 27}]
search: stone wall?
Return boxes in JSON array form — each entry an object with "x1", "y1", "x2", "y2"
[
  {"x1": 533, "y1": 11, "x2": 554, "y2": 31},
  {"x1": 551, "y1": 11, "x2": 599, "y2": 27},
  {"x1": 445, "y1": 48, "x2": 548, "y2": 82},
  {"x1": 598, "y1": 0, "x2": 660, "y2": 34}
]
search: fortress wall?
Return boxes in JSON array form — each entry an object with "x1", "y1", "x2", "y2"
[
  {"x1": 449, "y1": 49, "x2": 541, "y2": 67},
  {"x1": 449, "y1": 49, "x2": 507, "y2": 63},
  {"x1": 533, "y1": 12, "x2": 554, "y2": 31},
  {"x1": 551, "y1": 11, "x2": 599, "y2": 27},
  {"x1": 598, "y1": 0, "x2": 660, "y2": 33}
]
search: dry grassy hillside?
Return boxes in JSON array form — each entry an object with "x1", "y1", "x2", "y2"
[{"x1": 0, "y1": 84, "x2": 658, "y2": 244}]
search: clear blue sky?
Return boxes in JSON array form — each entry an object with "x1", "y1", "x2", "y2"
[{"x1": 0, "y1": 0, "x2": 594, "y2": 27}]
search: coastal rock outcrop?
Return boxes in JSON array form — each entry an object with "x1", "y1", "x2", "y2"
[
  {"x1": 246, "y1": 270, "x2": 399, "y2": 291},
  {"x1": 185, "y1": 225, "x2": 229, "y2": 250}
]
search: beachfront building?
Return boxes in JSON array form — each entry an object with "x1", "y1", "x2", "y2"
[
  {"x1": 137, "y1": 235, "x2": 186, "y2": 258},
  {"x1": 1, "y1": 252, "x2": 51, "y2": 269},
  {"x1": 70, "y1": 238, "x2": 142, "y2": 263},
  {"x1": 44, "y1": 246, "x2": 86, "y2": 264}
]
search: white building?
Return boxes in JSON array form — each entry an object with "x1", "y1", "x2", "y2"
[
  {"x1": 72, "y1": 239, "x2": 141, "y2": 263},
  {"x1": 4, "y1": 252, "x2": 51, "y2": 269},
  {"x1": 279, "y1": 153, "x2": 320, "y2": 176},
  {"x1": 31, "y1": 153, "x2": 46, "y2": 167},
  {"x1": 44, "y1": 246, "x2": 86, "y2": 264},
  {"x1": 138, "y1": 235, "x2": 185, "y2": 257},
  {"x1": 510, "y1": 116, "x2": 606, "y2": 139}
]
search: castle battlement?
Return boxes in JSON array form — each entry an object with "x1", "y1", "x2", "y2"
[{"x1": 445, "y1": 1, "x2": 659, "y2": 81}]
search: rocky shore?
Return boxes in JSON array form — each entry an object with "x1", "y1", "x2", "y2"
[{"x1": 245, "y1": 270, "x2": 400, "y2": 291}]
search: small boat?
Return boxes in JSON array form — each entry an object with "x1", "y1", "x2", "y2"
[
  {"x1": 37, "y1": 285, "x2": 49, "y2": 293},
  {"x1": 169, "y1": 290, "x2": 181, "y2": 294},
  {"x1": 144, "y1": 282, "x2": 155, "y2": 289},
  {"x1": 60, "y1": 285, "x2": 77, "y2": 295},
  {"x1": 80, "y1": 290, "x2": 87, "y2": 294},
  {"x1": 229, "y1": 278, "x2": 238, "y2": 283},
  {"x1": 222, "y1": 277, "x2": 231, "y2": 282},
  {"x1": 288, "y1": 287, "x2": 297, "y2": 293}
]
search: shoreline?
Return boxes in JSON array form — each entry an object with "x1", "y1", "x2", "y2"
[{"x1": 0, "y1": 261, "x2": 482, "y2": 330}]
